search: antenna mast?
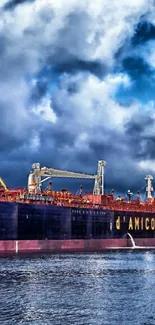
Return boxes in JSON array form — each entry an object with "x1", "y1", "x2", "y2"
[{"x1": 145, "y1": 174, "x2": 153, "y2": 199}]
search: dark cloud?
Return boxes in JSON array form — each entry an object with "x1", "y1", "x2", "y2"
[
  {"x1": 3, "y1": 0, "x2": 35, "y2": 11},
  {"x1": 119, "y1": 56, "x2": 155, "y2": 102},
  {"x1": 125, "y1": 115, "x2": 154, "y2": 135},
  {"x1": 125, "y1": 114, "x2": 155, "y2": 160},
  {"x1": 122, "y1": 57, "x2": 150, "y2": 78},
  {"x1": 31, "y1": 79, "x2": 49, "y2": 103},
  {"x1": 0, "y1": 131, "x2": 22, "y2": 152},
  {"x1": 30, "y1": 60, "x2": 105, "y2": 104},
  {"x1": 43, "y1": 9, "x2": 107, "y2": 75},
  {"x1": 32, "y1": 58, "x2": 104, "y2": 102},
  {"x1": 53, "y1": 59, "x2": 105, "y2": 77},
  {"x1": 115, "y1": 19, "x2": 155, "y2": 64},
  {"x1": 115, "y1": 20, "x2": 155, "y2": 103},
  {"x1": 132, "y1": 21, "x2": 155, "y2": 45}
]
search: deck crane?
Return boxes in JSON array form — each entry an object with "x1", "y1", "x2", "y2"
[
  {"x1": 0, "y1": 177, "x2": 8, "y2": 191},
  {"x1": 28, "y1": 160, "x2": 106, "y2": 195}
]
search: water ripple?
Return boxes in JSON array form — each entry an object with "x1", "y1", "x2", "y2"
[{"x1": 0, "y1": 252, "x2": 154, "y2": 325}]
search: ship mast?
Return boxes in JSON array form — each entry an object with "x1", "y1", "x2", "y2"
[
  {"x1": 93, "y1": 160, "x2": 106, "y2": 195},
  {"x1": 145, "y1": 174, "x2": 153, "y2": 199}
]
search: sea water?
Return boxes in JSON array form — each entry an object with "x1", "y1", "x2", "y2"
[{"x1": 0, "y1": 251, "x2": 154, "y2": 325}]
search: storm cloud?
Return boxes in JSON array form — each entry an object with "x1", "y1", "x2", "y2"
[{"x1": 0, "y1": 0, "x2": 155, "y2": 196}]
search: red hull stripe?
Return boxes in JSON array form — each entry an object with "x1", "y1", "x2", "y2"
[{"x1": 0, "y1": 238, "x2": 155, "y2": 253}]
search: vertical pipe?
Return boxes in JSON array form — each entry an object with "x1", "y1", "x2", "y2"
[
  {"x1": 15, "y1": 240, "x2": 18, "y2": 254},
  {"x1": 101, "y1": 165, "x2": 104, "y2": 195},
  {"x1": 148, "y1": 178, "x2": 150, "y2": 199}
]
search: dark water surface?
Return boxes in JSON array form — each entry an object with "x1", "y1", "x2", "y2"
[{"x1": 0, "y1": 251, "x2": 155, "y2": 325}]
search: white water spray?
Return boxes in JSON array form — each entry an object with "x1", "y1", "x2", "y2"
[
  {"x1": 126, "y1": 233, "x2": 155, "y2": 250},
  {"x1": 127, "y1": 233, "x2": 136, "y2": 248},
  {"x1": 110, "y1": 233, "x2": 155, "y2": 250}
]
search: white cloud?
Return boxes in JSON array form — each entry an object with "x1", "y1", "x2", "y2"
[
  {"x1": 56, "y1": 72, "x2": 135, "y2": 132},
  {"x1": 32, "y1": 97, "x2": 57, "y2": 123},
  {"x1": 138, "y1": 160, "x2": 155, "y2": 173},
  {"x1": 30, "y1": 134, "x2": 40, "y2": 151},
  {"x1": 88, "y1": 0, "x2": 149, "y2": 64},
  {"x1": 139, "y1": 40, "x2": 155, "y2": 69},
  {"x1": 0, "y1": 0, "x2": 8, "y2": 9}
]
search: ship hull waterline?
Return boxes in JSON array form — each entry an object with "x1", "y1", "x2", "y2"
[{"x1": 0, "y1": 238, "x2": 155, "y2": 254}]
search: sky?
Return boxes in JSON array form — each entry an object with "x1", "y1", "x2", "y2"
[{"x1": 1, "y1": 0, "x2": 155, "y2": 195}]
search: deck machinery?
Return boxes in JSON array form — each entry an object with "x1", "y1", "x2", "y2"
[{"x1": 28, "y1": 160, "x2": 107, "y2": 195}]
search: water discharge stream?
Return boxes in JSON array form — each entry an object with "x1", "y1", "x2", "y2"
[
  {"x1": 126, "y1": 233, "x2": 155, "y2": 250},
  {"x1": 110, "y1": 233, "x2": 155, "y2": 250}
]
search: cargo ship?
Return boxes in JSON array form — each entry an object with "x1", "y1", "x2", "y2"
[{"x1": 0, "y1": 160, "x2": 155, "y2": 254}]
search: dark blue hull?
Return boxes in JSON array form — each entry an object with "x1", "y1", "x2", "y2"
[
  {"x1": 0, "y1": 201, "x2": 155, "y2": 242},
  {"x1": 0, "y1": 202, "x2": 113, "y2": 240}
]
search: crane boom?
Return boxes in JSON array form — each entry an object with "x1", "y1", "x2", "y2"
[
  {"x1": 28, "y1": 161, "x2": 106, "y2": 195},
  {"x1": 40, "y1": 167, "x2": 96, "y2": 179},
  {"x1": 0, "y1": 177, "x2": 8, "y2": 191}
]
